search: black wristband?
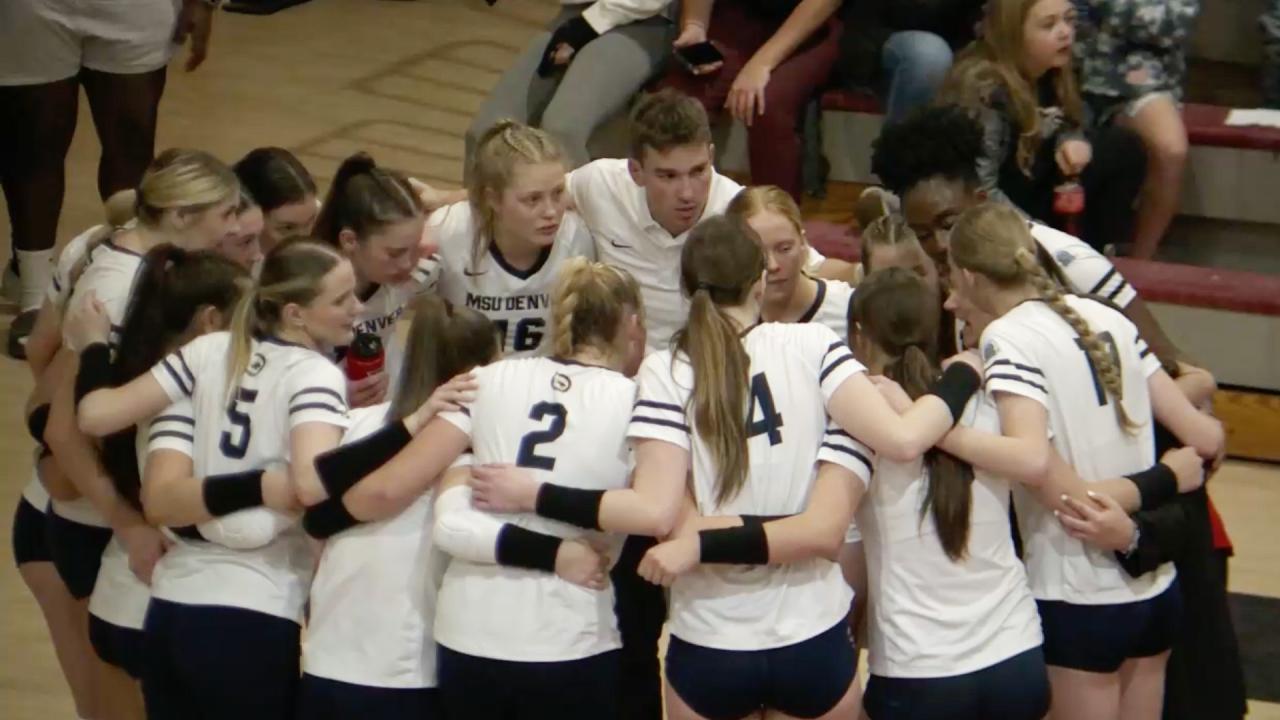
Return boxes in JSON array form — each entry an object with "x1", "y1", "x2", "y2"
[
  {"x1": 535, "y1": 484, "x2": 605, "y2": 530},
  {"x1": 75, "y1": 343, "x2": 114, "y2": 405},
  {"x1": 929, "y1": 363, "x2": 982, "y2": 423},
  {"x1": 303, "y1": 497, "x2": 361, "y2": 539},
  {"x1": 27, "y1": 403, "x2": 51, "y2": 444},
  {"x1": 202, "y1": 469, "x2": 266, "y2": 517},
  {"x1": 699, "y1": 523, "x2": 770, "y2": 565},
  {"x1": 537, "y1": 16, "x2": 600, "y2": 76},
  {"x1": 495, "y1": 524, "x2": 564, "y2": 572},
  {"x1": 1126, "y1": 462, "x2": 1178, "y2": 511},
  {"x1": 740, "y1": 514, "x2": 790, "y2": 527},
  {"x1": 314, "y1": 421, "x2": 412, "y2": 499}
]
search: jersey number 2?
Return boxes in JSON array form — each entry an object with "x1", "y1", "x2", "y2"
[
  {"x1": 516, "y1": 401, "x2": 567, "y2": 470},
  {"x1": 1075, "y1": 331, "x2": 1120, "y2": 406},
  {"x1": 219, "y1": 387, "x2": 258, "y2": 459},
  {"x1": 747, "y1": 373, "x2": 784, "y2": 445}
]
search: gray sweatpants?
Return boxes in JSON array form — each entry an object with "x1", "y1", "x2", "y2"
[{"x1": 465, "y1": 4, "x2": 674, "y2": 178}]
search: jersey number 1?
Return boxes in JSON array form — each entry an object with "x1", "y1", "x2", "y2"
[
  {"x1": 516, "y1": 401, "x2": 567, "y2": 470},
  {"x1": 220, "y1": 387, "x2": 258, "y2": 459},
  {"x1": 1075, "y1": 331, "x2": 1120, "y2": 406},
  {"x1": 747, "y1": 373, "x2": 784, "y2": 445}
]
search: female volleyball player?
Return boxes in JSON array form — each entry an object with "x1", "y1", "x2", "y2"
[
  {"x1": 425, "y1": 120, "x2": 595, "y2": 358},
  {"x1": 75, "y1": 240, "x2": 362, "y2": 719},
  {"x1": 233, "y1": 147, "x2": 319, "y2": 255}
]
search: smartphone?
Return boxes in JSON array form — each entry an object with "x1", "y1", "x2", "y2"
[{"x1": 675, "y1": 42, "x2": 724, "y2": 72}]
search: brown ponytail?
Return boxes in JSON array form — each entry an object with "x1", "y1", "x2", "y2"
[
  {"x1": 313, "y1": 152, "x2": 422, "y2": 249},
  {"x1": 389, "y1": 294, "x2": 497, "y2": 422},
  {"x1": 854, "y1": 268, "x2": 975, "y2": 560},
  {"x1": 674, "y1": 216, "x2": 767, "y2": 507}
]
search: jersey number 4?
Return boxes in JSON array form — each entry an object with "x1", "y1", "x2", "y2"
[
  {"x1": 1075, "y1": 331, "x2": 1120, "y2": 406},
  {"x1": 747, "y1": 373, "x2": 784, "y2": 445},
  {"x1": 220, "y1": 387, "x2": 258, "y2": 459},
  {"x1": 516, "y1": 401, "x2": 567, "y2": 470}
]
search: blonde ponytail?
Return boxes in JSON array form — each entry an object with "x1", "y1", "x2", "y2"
[{"x1": 549, "y1": 256, "x2": 643, "y2": 361}]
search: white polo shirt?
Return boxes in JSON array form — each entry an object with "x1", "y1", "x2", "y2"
[{"x1": 567, "y1": 159, "x2": 825, "y2": 353}]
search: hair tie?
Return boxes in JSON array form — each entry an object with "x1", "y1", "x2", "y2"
[{"x1": 695, "y1": 281, "x2": 716, "y2": 293}]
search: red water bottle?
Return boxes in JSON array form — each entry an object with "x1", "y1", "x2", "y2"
[
  {"x1": 1053, "y1": 181, "x2": 1085, "y2": 237},
  {"x1": 345, "y1": 332, "x2": 385, "y2": 381}
]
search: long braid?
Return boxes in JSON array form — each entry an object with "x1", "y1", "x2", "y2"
[
  {"x1": 551, "y1": 259, "x2": 586, "y2": 358},
  {"x1": 1014, "y1": 248, "x2": 1138, "y2": 432}
]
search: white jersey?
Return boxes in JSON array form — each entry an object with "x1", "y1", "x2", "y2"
[
  {"x1": 435, "y1": 357, "x2": 635, "y2": 662},
  {"x1": 859, "y1": 390, "x2": 1042, "y2": 678},
  {"x1": 146, "y1": 332, "x2": 350, "y2": 621},
  {"x1": 794, "y1": 277, "x2": 855, "y2": 346},
  {"x1": 303, "y1": 403, "x2": 444, "y2": 689},
  {"x1": 347, "y1": 255, "x2": 436, "y2": 382},
  {"x1": 47, "y1": 225, "x2": 103, "y2": 307},
  {"x1": 89, "y1": 426, "x2": 158, "y2": 631},
  {"x1": 1031, "y1": 223, "x2": 1135, "y2": 308},
  {"x1": 566, "y1": 159, "x2": 826, "y2": 353},
  {"x1": 22, "y1": 471, "x2": 49, "y2": 510},
  {"x1": 981, "y1": 295, "x2": 1172, "y2": 604},
  {"x1": 52, "y1": 236, "x2": 147, "y2": 528},
  {"x1": 628, "y1": 323, "x2": 873, "y2": 651},
  {"x1": 424, "y1": 202, "x2": 595, "y2": 357}
]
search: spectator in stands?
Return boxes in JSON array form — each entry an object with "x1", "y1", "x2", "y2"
[
  {"x1": 938, "y1": 0, "x2": 1147, "y2": 252},
  {"x1": 660, "y1": 0, "x2": 844, "y2": 201},
  {"x1": 835, "y1": 0, "x2": 985, "y2": 123},
  {"x1": 465, "y1": 1, "x2": 674, "y2": 179},
  {"x1": 1073, "y1": 0, "x2": 1198, "y2": 260},
  {"x1": 1264, "y1": 0, "x2": 1280, "y2": 108}
]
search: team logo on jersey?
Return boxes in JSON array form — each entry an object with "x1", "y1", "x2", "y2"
[
  {"x1": 1054, "y1": 249, "x2": 1076, "y2": 267},
  {"x1": 551, "y1": 372, "x2": 572, "y2": 392},
  {"x1": 247, "y1": 352, "x2": 267, "y2": 376},
  {"x1": 982, "y1": 340, "x2": 998, "y2": 363}
]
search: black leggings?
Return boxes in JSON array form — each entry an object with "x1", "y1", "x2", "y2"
[
  {"x1": 1000, "y1": 125, "x2": 1147, "y2": 251},
  {"x1": 142, "y1": 599, "x2": 300, "y2": 720}
]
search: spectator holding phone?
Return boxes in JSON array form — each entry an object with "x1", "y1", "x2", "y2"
[
  {"x1": 660, "y1": 0, "x2": 844, "y2": 201},
  {"x1": 465, "y1": 1, "x2": 674, "y2": 179}
]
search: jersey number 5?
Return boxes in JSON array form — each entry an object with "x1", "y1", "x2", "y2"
[
  {"x1": 1075, "y1": 331, "x2": 1120, "y2": 406},
  {"x1": 516, "y1": 401, "x2": 568, "y2": 471},
  {"x1": 220, "y1": 387, "x2": 258, "y2": 459},
  {"x1": 747, "y1": 373, "x2": 784, "y2": 445}
]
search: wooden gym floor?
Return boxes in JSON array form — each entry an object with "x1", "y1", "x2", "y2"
[{"x1": 0, "y1": 1, "x2": 1277, "y2": 716}]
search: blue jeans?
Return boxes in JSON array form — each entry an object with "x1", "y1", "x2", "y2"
[{"x1": 881, "y1": 30, "x2": 953, "y2": 123}]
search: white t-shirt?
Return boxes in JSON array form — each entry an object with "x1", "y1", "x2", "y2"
[
  {"x1": 303, "y1": 403, "x2": 445, "y2": 689},
  {"x1": 424, "y1": 202, "x2": 595, "y2": 357},
  {"x1": 566, "y1": 159, "x2": 826, "y2": 353},
  {"x1": 434, "y1": 357, "x2": 635, "y2": 662},
  {"x1": 146, "y1": 332, "x2": 350, "y2": 621},
  {"x1": 628, "y1": 323, "x2": 872, "y2": 651},
  {"x1": 859, "y1": 390, "x2": 1042, "y2": 678},
  {"x1": 981, "y1": 295, "x2": 1173, "y2": 604},
  {"x1": 1030, "y1": 223, "x2": 1136, "y2": 308}
]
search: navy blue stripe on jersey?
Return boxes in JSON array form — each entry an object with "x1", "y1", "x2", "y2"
[
  {"x1": 290, "y1": 402, "x2": 346, "y2": 416},
  {"x1": 985, "y1": 373, "x2": 1049, "y2": 395},
  {"x1": 151, "y1": 414, "x2": 195, "y2": 427},
  {"x1": 635, "y1": 399, "x2": 684, "y2": 414},
  {"x1": 52, "y1": 276, "x2": 62, "y2": 292},
  {"x1": 985, "y1": 359, "x2": 1045, "y2": 377},
  {"x1": 459, "y1": 406, "x2": 470, "y2": 417},
  {"x1": 174, "y1": 350, "x2": 196, "y2": 389},
  {"x1": 1105, "y1": 282, "x2": 1127, "y2": 302},
  {"x1": 820, "y1": 353, "x2": 854, "y2": 383},
  {"x1": 630, "y1": 416, "x2": 690, "y2": 433},
  {"x1": 290, "y1": 387, "x2": 345, "y2": 406},
  {"x1": 825, "y1": 427, "x2": 854, "y2": 440},
  {"x1": 1087, "y1": 268, "x2": 1117, "y2": 295},
  {"x1": 820, "y1": 442, "x2": 873, "y2": 473},
  {"x1": 150, "y1": 430, "x2": 195, "y2": 443},
  {"x1": 160, "y1": 358, "x2": 193, "y2": 396}
]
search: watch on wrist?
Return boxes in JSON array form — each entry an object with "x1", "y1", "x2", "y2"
[{"x1": 1122, "y1": 524, "x2": 1141, "y2": 557}]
